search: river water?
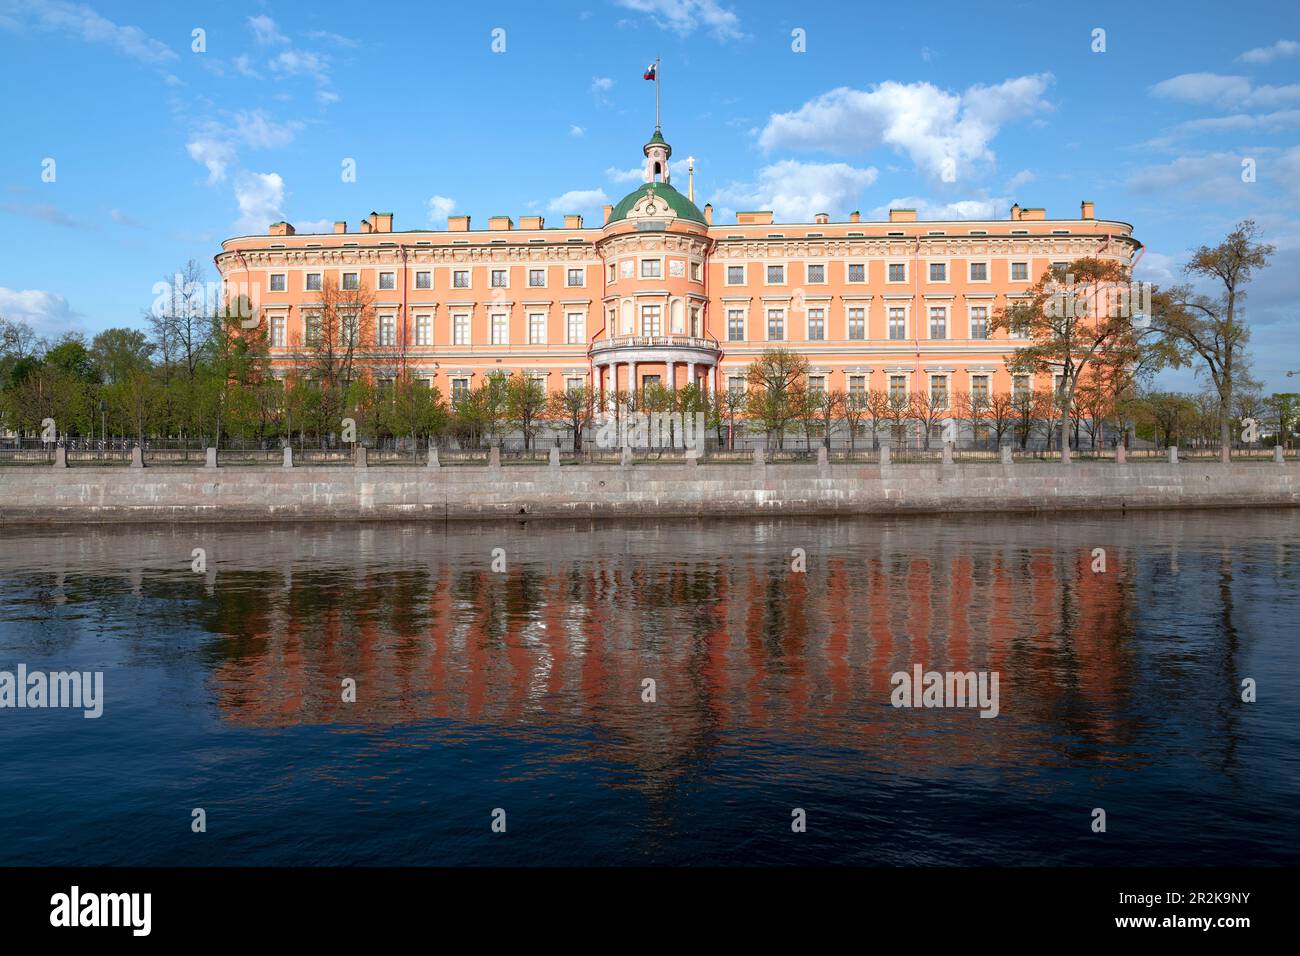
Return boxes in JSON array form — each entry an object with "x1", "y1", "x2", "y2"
[{"x1": 0, "y1": 510, "x2": 1296, "y2": 865}]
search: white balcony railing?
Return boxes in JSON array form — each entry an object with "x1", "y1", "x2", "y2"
[{"x1": 589, "y1": 334, "x2": 720, "y2": 353}]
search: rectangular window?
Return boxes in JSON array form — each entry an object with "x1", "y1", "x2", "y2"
[
  {"x1": 971, "y1": 375, "x2": 990, "y2": 402},
  {"x1": 453, "y1": 313, "x2": 470, "y2": 345},
  {"x1": 567, "y1": 268, "x2": 584, "y2": 287},
  {"x1": 807, "y1": 309, "x2": 825, "y2": 341},
  {"x1": 888, "y1": 263, "x2": 906, "y2": 282},
  {"x1": 727, "y1": 310, "x2": 745, "y2": 342},
  {"x1": 491, "y1": 313, "x2": 508, "y2": 345},
  {"x1": 847, "y1": 263, "x2": 866, "y2": 283},
  {"x1": 304, "y1": 312, "x2": 321, "y2": 345},
  {"x1": 378, "y1": 272, "x2": 396, "y2": 290},
  {"x1": 342, "y1": 272, "x2": 359, "y2": 290},
  {"x1": 269, "y1": 273, "x2": 286, "y2": 292},
  {"x1": 415, "y1": 271, "x2": 431, "y2": 290},
  {"x1": 640, "y1": 304, "x2": 661, "y2": 336},
  {"x1": 415, "y1": 314, "x2": 431, "y2": 346},
  {"x1": 1051, "y1": 261, "x2": 1069, "y2": 273},
  {"x1": 767, "y1": 309, "x2": 785, "y2": 341},
  {"x1": 1013, "y1": 374, "x2": 1031, "y2": 400},
  {"x1": 620, "y1": 260, "x2": 634, "y2": 278},
  {"x1": 452, "y1": 378, "x2": 470, "y2": 403},
  {"x1": 931, "y1": 375, "x2": 949, "y2": 407},
  {"x1": 766, "y1": 264, "x2": 784, "y2": 284},
  {"x1": 690, "y1": 261, "x2": 701, "y2": 282},
  {"x1": 1011, "y1": 262, "x2": 1029, "y2": 281},
  {"x1": 453, "y1": 270, "x2": 470, "y2": 289},
  {"x1": 378, "y1": 315, "x2": 395, "y2": 346},
  {"x1": 970, "y1": 306, "x2": 989, "y2": 339},
  {"x1": 728, "y1": 377, "x2": 745, "y2": 398},
  {"x1": 566, "y1": 313, "x2": 585, "y2": 344},
  {"x1": 888, "y1": 307, "x2": 906, "y2": 340},
  {"x1": 847, "y1": 307, "x2": 866, "y2": 341},
  {"x1": 929, "y1": 262, "x2": 947, "y2": 282},
  {"x1": 726, "y1": 265, "x2": 745, "y2": 285},
  {"x1": 969, "y1": 262, "x2": 988, "y2": 281},
  {"x1": 848, "y1": 375, "x2": 866, "y2": 403},
  {"x1": 305, "y1": 273, "x2": 322, "y2": 291},
  {"x1": 490, "y1": 269, "x2": 507, "y2": 288},
  {"x1": 640, "y1": 259, "x2": 661, "y2": 279},
  {"x1": 808, "y1": 375, "x2": 825, "y2": 397},
  {"x1": 529, "y1": 268, "x2": 546, "y2": 287},
  {"x1": 270, "y1": 314, "x2": 285, "y2": 347},
  {"x1": 529, "y1": 313, "x2": 546, "y2": 344},
  {"x1": 929, "y1": 307, "x2": 947, "y2": 340},
  {"x1": 806, "y1": 264, "x2": 825, "y2": 284},
  {"x1": 889, "y1": 375, "x2": 908, "y2": 401}
]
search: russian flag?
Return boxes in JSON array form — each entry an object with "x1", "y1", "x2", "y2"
[{"x1": 643, "y1": 63, "x2": 656, "y2": 81}]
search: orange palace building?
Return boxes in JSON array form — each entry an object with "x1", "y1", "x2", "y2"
[{"x1": 215, "y1": 126, "x2": 1141, "y2": 418}]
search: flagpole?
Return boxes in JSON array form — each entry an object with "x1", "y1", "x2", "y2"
[{"x1": 655, "y1": 55, "x2": 661, "y2": 129}]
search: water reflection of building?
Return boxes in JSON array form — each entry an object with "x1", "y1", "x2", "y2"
[{"x1": 204, "y1": 530, "x2": 1145, "y2": 785}]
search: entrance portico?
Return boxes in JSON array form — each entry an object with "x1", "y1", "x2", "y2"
[{"x1": 590, "y1": 334, "x2": 721, "y2": 406}]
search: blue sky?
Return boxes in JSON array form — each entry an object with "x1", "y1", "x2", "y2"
[{"x1": 1, "y1": 0, "x2": 1297, "y2": 390}]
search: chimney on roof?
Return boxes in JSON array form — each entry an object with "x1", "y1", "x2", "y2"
[
  {"x1": 849, "y1": 211, "x2": 860, "y2": 223},
  {"x1": 703, "y1": 203, "x2": 713, "y2": 225},
  {"x1": 564, "y1": 214, "x2": 583, "y2": 229},
  {"x1": 519, "y1": 215, "x2": 543, "y2": 230},
  {"x1": 268, "y1": 221, "x2": 295, "y2": 236},
  {"x1": 359, "y1": 219, "x2": 373, "y2": 234},
  {"x1": 1010, "y1": 203, "x2": 1022, "y2": 221},
  {"x1": 1081, "y1": 200, "x2": 1095, "y2": 220},
  {"x1": 334, "y1": 221, "x2": 347, "y2": 234},
  {"x1": 888, "y1": 208, "x2": 917, "y2": 222},
  {"x1": 374, "y1": 212, "x2": 394, "y2": 232},
  {"x1": 603, "y1": 204, "x2": 613, "y2": 225},
  {"x1": 447, "y1": 215, "x2": 470, "y2": 232},
  {"x1": 488, "y1": 215, "x2": 513, "y2": 231},
  {"x1": 814, "y1": 212, "x2": 829, "y2": 224}
]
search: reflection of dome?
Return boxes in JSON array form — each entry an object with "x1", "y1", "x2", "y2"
[{"x1": 608, "y1": 182, "x2": 706, "y2": 224}]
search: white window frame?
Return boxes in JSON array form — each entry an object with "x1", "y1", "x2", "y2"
[
  {"x1": 414, "y1": 270, "x2": 432, "y2": 290},
  {"x1": 490, "y1": 312, "x2": 508, "y2": 345},
  {"x1": 269, "y1": 273, "x2": 287, "y2": 292},
  {"x1": 927, "y1": 260, "x2": 949, "y2": 284},
  {"x1": 305, "y1": 272, "x2": 322, "y2": 292},
  {"x1": 887, "y1": 262, "x2": 908, "y2": 284},
  {"x1": 452, "y1": 269, "x2": 471, "y2": 290},
  {"x1": 565, "y1": 267, "x2": 585, "y2": 288},
  {"x1": 528, "y1": 312, "x2": 547, "y2": 344},
  {"x1": 378, "y1": 271, "x2": 396, "y2": 291},
  {"x1": 490, "y1": 268, "x2": 509, "y2": 289},
  {"x1": 452, "y1": 312, "x2": 471, "y2": 345},
  {"x1": 725, "y1": 263, "x2": 746, "y2": 286},
  {"x1": 846, "y1": 262, "x2": 867, "y2": 284},
  {"x1": 805, "y1": 262, "x2": 827, "y2": 285},
  {"x1": 968, "y1": 260, "x2": 990, "y2": 283},
  {"x1": 639, "y1": 258, "x2": 663, "y2": 279},
  {"x1": 765, "y1": 263, "x2": 786, "y2": 286}
]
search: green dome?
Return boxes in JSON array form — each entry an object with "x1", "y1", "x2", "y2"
[{"x1": 607, "y1": 182, "x2": 706, "y2": 225}]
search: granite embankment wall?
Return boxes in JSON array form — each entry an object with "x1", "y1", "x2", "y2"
[{"x1": 1, "y1": 458, "x2": 1297, "y2": 523}]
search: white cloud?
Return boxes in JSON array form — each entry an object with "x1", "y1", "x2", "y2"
[
  {"x1": 268, "y1": 48, "x2": 330, "y2": 84},
  {"x1": 713, "y1": 161, "x2": 878, "y2": 222},
  {"x1": 185, "y1": 109, "x2": 302, "y2": 184},
  {"x1": 109, "y1": 208, "x2": 144, "y2": 228},
  {"x1": 1133, "y1": 251, "x2": 1178, "y2": 284},
  {"x1": 613, "y1": 0, "x2": 744, "y2": 41},
  {"x1": 868, "y1": 196, "x2": 1009, "y2": 221},
  {"x1": 1238, "y1": 39, "x2": 1299, "y2": 64},
  {"x1": 758, "y1": 75, "x2": 1054, "y2": 181},
  {"x1": 231, "y1": 109, "x2": 302, "y2": 149},
  {"x1": 1005, "y1": 169, "x2": 1036, "y2": 191},
  {"x1": 232, "y1": 54, "x2": 260, "y2": 78},
  {"x1": 547, "y1": 189, "x2": 609, "y2": 216},
  {"x1": 233, "y1": 171, "x2": 285, "y2": 235},
  {"x1": 247, "y1": 14, "x2": 287, "y2": 46},
  {"x1": 570, "y1": 125, "x2": 585, "y2": 137},
  {"x1": 590, "y1": 76, "x2": 614, "y2": 93},
  {"x1": 426, "y1": 195, "x2": 456, "y2": 226},
  {"x1": 1151, "y1": 72, "x2": 1300, "y2": 110},
  {"x1": 0, "y1": 287, "x2": 80, "y2": 338},
  {"x1": 1128, "y1": 152, "x2": 1255, "y2": 200},
  {"x1": 186, "y1": 136, "x2": 236, "y2": 184},
  {"x1": 293, "y1": 219, "x2": 335, "y2": 235},
  {"x1": 4, "y1": 0, "x2": 177, "y2": 64}
]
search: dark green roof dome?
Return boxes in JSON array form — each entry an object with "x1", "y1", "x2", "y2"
[{"x1": 607, "y1": 182, "x2": 706, "y2": 225}]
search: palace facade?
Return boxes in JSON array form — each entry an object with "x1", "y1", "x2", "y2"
[{"x1": 214, "y1": 127, "x2": 1141, "y2": 411}]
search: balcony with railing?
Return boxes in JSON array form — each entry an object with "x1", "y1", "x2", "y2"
[{"x1": 589, "y1": 334, "x2": 721, "y2": 364}]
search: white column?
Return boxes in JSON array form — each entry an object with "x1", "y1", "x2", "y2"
[
  {"x1": 686, "y1": 361, "x2": 696, "y2": 391},
  {"x1": 629, "y1": 361, "x2": 638, "y2": 399}
]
